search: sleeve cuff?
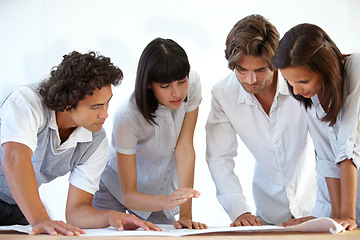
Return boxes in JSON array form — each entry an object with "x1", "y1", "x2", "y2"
[
  {"x1": 217, "y1": 194, "x2": 252, "y2": 222},
  {"x1": 335, "y1": 140, "x2": 360, "y2": 170},
  {"x1": 316, "y1": 158, "x2": 340, "y2": 178}
]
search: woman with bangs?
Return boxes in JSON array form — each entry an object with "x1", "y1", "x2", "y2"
[{"x1": 93, "y1": 38, "x2": 207, "y2": 229}]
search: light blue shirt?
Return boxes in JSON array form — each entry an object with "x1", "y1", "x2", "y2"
[{"x1": 307, "y1": 53, "x2": 360, "y2": 225}]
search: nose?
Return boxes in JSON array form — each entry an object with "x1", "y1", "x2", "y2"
[
  {"x1": 292, "y1": 85, "x2": 301, "y2": 95},
  {"x1": 99, "y1": 104, "x2": 109, "y2": 119},
  {"x1": 171, "y1": 85, "x2": 181, "y2": 97},
  {"x1": 246, "y1": 71, "x2": 256, "y2": 84}
]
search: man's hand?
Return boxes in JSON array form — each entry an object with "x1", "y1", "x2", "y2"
[
  {"x1": 107, "y1": 211, "x2": 161, "y2": 231},
  {"x1": 280, "y1": 216, "x2": 315, "y2": 227},
  {"x1": 30, "y1": 219, "x2": 85, "y2": 236},
  {"x1": 230, "y1": 212, "x2": 262, "y2": 226},
  {"x1": 173, "y1": 217, "x2": 208, "y2": 229}
]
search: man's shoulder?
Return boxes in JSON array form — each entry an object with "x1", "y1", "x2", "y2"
[{"x1": 212, "y1": 72, "x2": 238, "y2": 91}]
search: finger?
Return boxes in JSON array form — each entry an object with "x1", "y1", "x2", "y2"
[
  {"x1": 241, "y1": 219, "x2": 251, "y2": 226},
  {"x1": 282, "y1": 221, "x2": 293, "y2": 227},
  {"x1": 170, "y1": 198, "x2": 189, "y2": 208},
  {"x1": 175, "y1": 188, "x2": 200, "y2": 197},
  {"x1": 280, "y1": 221, "x2": 290, "y2": 227},
  {"x1": 53, "y1": 221, "x2": 86, "y2": 236},
  {"x1": 247, "y1": 217, "x2": 258, "y2": 226},
  {"x1": 30, "y1": 226, "x2": 58, "y2": 236},
  {"x1": 192, "y1": 222, "x2": 200, "y2": 229},
  {"x1": 349, "y1": 223, "x2": 357, "y2": 231},
  {"x1": 56, "y1": 221, "x2": 85, "y2": 235},
  {"x1": 30, "y1": 227, "x2": 55, "y2": 236},
  {"x1": 171, "y1": 192, "x2": 196, "y2": 201},
  {"x1": 230, "y1": 220, "x2": 239, "y2": 227},
  {"x1": 341, "y1": 222, "x2": 350, "y2": 230},
  {"x1": 255, "y1": 218, "x2": 263, "y2": 226},
  {"x1": 52, "y1": 224, "x2": 75, "y2": 236},
  {"x1": 112, "y1": 219, "x2": 124, "y2": 231},
  {"x1": 125, "y1": 217, "x2": 153, "y2": 231},
  {"x1": 187, "y1": 221, "x2": 193, "y2": 229},
  {"x1": 146, "y1": 221, "x2": 162, "y2": 231},
  {"x1": 174, "y1": 221, "x2": 182, "y2": 229}
]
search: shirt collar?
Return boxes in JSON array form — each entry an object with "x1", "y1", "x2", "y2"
[
  {"x1": 156, "y1": 104, "x2": 172, "y2": 116},
  {"x1": 311, "y1": 94, "x2": 320, "y2": 106},
  {"x1": 236, "y1": 71, "x2": 289, "y2": 104},
  {"x1": 277, "y1": 75, "x2": 291, "y2": 96},
  {"x1": 49, "y1": 110, "x2": 93, "y2": 149}
]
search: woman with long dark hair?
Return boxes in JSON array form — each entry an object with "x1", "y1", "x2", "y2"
[{"x1": 274, "y1": 23, "x2": 359, "y2": 230}]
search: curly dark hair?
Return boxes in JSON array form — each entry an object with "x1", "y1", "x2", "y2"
[{"x1": 39, "y1": 51, "x2": 123, "y2": 111}]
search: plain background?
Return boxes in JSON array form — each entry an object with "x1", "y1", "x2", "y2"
[{"x1": 1, "y1": 0, "x2": 360, "y2": 227}]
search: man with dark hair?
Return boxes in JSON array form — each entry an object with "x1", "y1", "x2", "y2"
[
  {"x1": 206, "y1": 15, "x2": 317, "y2": 226},
  {"x1": 0, "y1": 51, "x2": 159, "y2": 235}
]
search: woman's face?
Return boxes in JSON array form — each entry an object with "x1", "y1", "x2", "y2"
[
  {"x1": 150, "y1": 76, "x2": 189, "y2": 110},
  {"x1": 280, "y1": 65, "x2": 323, "y2": 98}
]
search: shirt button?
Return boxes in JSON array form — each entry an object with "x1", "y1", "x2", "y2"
[
  {"x1": 172, "y1": 148, "x2": 175, "y2": 152},
  {"x1": 172, "y1": 136, "x2": 175, "y2": 140}
]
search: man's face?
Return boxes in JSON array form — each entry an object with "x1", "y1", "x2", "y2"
[
  {"x1": 234, "y1": 55, "x2": 274, "y2": 94},
  {"x1": 67, "y1": 85, "x2": 112, "y2": 132}
]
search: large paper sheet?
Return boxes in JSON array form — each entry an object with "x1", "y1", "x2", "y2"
[{"x1": 0, "y1": 217, "x2": 344, "y2": 236}]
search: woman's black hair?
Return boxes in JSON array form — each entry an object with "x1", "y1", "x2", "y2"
[{"x1": 135, "y1": 38, "x2": 190, "y2": 124}]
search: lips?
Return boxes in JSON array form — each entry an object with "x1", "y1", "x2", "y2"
[
  {"x1": 300, "y1": 92, "x2": 310, "y2": 97},
  {"x1": 171, "y1": 98, "x2": 183, "y2": 105},
  {"x1": 95, "y1": 122, "x2": 105, "y2": 126}
]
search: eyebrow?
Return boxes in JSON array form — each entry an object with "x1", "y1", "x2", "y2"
[
  {"x1": 89, "y1": 94, "x2": 113, "y2": 107},
  {"x1": 237, "y1": 64, "x2": 267, "y2": 71}
]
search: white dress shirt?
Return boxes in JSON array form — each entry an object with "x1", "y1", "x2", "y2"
[
  {"x1": 206, "y1": 71, "x2": 317, "y2": 225},
  {"x1": 101, "y1": 71, "x2": 201, "y2": 220},
  {"x1": 306, "y1": 53, "x2": 360, "y2": 225}
]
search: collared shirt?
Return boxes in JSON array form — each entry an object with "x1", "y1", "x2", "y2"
[
  {"x1": 206, "y1": 71, "x2": 317, "y2": 225},
  {"x1": 101, "y1": 71, "x2": 201, "y2": 220},
  {"x1": 306, "y1": 53, "x2": 360, "y2": 225},
  {"x1": 0, "y1": 86, "x2": 108, "y2": 195}
]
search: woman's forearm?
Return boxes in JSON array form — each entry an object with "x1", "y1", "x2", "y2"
[
  {"x1": 325, "y1": 177, "x2": 341, "y2": 218},
  {"x1": 340, "y1": 159, "x2": 357, "y2": 220}
]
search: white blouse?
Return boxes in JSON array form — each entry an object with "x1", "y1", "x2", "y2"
[
  {"x1": 101, "y1": 71, "x2": 201, "y2": 220},
  {"x1": 307, "y1": 53, "x2": 360, "y2": 225}
]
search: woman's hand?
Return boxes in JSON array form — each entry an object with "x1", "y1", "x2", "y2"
[
  {"x1": 173, "y1": 217, "x2": 208, "y2": 229},
  {"x1": 162, "y1": 187, "x2": 200, "y2": 211},
  {"x1": 333, "y1": 217, "x2": 357, "y2": 230}
]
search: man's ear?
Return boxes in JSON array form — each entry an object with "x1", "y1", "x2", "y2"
[{"x1": 65, "y1": 106, "x2": 73, "y2": 111}]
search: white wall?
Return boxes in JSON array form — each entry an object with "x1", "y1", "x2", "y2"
[{"x1": 1, "y1": 0, "x2": 359, "y2": 227}]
